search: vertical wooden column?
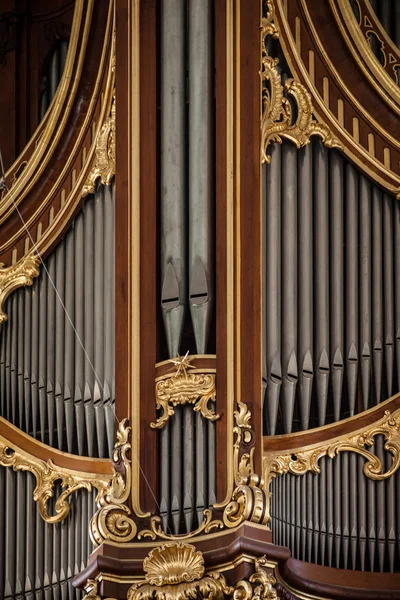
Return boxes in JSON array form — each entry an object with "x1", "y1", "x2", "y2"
[
  {"x1": 115, "y1": 0, "x2": 158, "y2": 515},
  {"x1": 215, "y1": 0, "x2": 262, "y2": 506},
  {"x1": 237, "y1": 0, "x2": 262, "y2": 473}
]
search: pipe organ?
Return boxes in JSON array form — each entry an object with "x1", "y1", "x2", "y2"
[{"x1": 1, "y1": 0, "x2": 400, "y2": 599}]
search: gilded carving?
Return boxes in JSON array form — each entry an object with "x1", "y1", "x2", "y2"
[
  {"x1": 0, "y1": 254, "x2": 40, "y2": 326},
  {"x1": 82, "y1": 92, "x2": 116, "y2": 197},
  {"x1": 263, "y1": 408, "x2": 400, "y2": 497},
  {"x1": 261, "y1": 0, "x2": 342, "y2": 164},
  {"x1": 127, "y1": 548, "x2": 278, "y2": 600},
  {"x1": 0, "y1": 438, "x2": 109, "y2": 524},
  {"x1": 90, "y1": 419, "x2": 139, "y2": 545},
  {"x1": 151, "y1": 353, "x2": 219, "y2": 429}
]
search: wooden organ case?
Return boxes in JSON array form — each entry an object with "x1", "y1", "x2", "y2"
[{"x1": 0, "y1": 1, "x2": 400, "y2": 599}]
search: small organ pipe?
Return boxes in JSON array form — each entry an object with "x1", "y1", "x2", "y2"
[
  {"x1": 329, "y1": 151, "x2": 344, "y2": 422},
  {"x1": 345, "y1": 163, "x2": 358, "y2": 416},
  {"x1": 313, "y1": 140, "x2": 330, "y2": 427},
  {"x1": 281, "y1": 144, "x2": 298, "y2": 433},
  {"x1": 24, "y1": 287, "x2": 32, "y2": 435},
  {"x1": 84, "y1": 198, "x2": 95, "y2": 457},
  {"x1": 298, "y1": 145, "x2": 313, "y2": 430},
  {"x1": 265, "y1": 143, "x2": 282, "y2": 435},
  {"x1": 46, "y1": 254, "x2": 56, "y2": 448},
  {"x1": 64, "y1": 229, "x2": 75, "y2": 454},
  {"x1": 372, "y1": 186, "x2": 383, "y2": 405},
  {"x1": 383, "y1": 193, "x2": 394, "y2": 397},
  {"x1": 360, "y1": 176, "x2": 372, "y2": 411},
  {"x1": 55, "y1": 243, "x2": 66, "y2": 450}
]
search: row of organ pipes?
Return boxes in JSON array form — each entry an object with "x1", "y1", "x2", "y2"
[
  {"x1": 264, "y1": 138, "x2": 400, "y2": 572},
  {"x1": 0, "y1": 183, "x2": 113, "y2": 598},
  {"x1": 159, "y1": 0, "x2": 216, "y2": 534}
]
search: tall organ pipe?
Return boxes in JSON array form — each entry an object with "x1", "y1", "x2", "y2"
[
  {"x1": 188, "y1": 0, "x2": 215, "y2": 527},
  {"x1": 160, "y1": 0, "x2": 186, "y2": 534}
]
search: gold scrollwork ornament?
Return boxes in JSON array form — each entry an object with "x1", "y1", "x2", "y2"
[
  {"x1": 0, "y1": 441, "x2": 109, "y2": 524},
  {"x1": 263, "y1": 408, "x2": 400, "y2": 493},
  {"x1": 127, "y1": 546, "x2": 278, "y2": 600},
  {"x1": 82, "y1": 92, "x2": 115, "y2": 197},
  {"x1": 0, "y1": 253, "x2": 40, "y2": 326},
  {"x1": 261, "y1": 0, "x2": 342, "y2": 164}
]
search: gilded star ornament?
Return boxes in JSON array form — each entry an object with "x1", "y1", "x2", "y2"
[{"x1": 169, "y1": 351, "x2": 196, "y2": 379}]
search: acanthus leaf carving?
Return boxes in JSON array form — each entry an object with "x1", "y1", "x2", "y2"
[
  {"x1": 261, "y1": 0, "x2": 342, "y2": 164},
  {"x1": 0, "y1": 253, "x2": 40, "y2": 326}
]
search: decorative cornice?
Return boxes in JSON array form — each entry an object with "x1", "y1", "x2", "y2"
[
  {"x1": 82, "y1": 91, "x2": 115, "y2": 197},
  {"x1": 0, "y1": 433, "x2": 110, "y2": 523},
  {"x1": 127, "y1": 547, "x2": 278, "y2": 600},
  {"x1": 151, "y1": 353, "x2": 219, "y2": 429},
  {"x1": 261, "y1": 0, "x2": 341, "y2": 164},
  {"x1": 0, "y1": 253, "x2": 40, "y2": 326},
  {"x1": 263, "y1": 407, "x2": 400, "y2": 494}
]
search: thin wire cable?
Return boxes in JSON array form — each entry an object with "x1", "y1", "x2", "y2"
[{"x1": 0, "y1": 162, "x2": 169, "y2": 529}]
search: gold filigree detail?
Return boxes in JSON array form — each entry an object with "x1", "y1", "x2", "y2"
[
  {"x1": 82, "y1": 92, "x2": 115, "y2": 197},
  {"x1": 261, "y1": 1, "x2": 342, "y2": 164},
  {"x1": 222, "y1": 402, "x2": 269, "y2": 529},
  {"x1": 0, "y1": 253, "x2": 40, "y2": 326},
  {"x1": 151, "y1": 353, "x2": 219, "y2": 429},
  {"x1": 263, "y1": 408, "x2": 400, "y2": 502},
  {"x1": 235, "y1": 557, "x2": 278, "y2": 600},
  {"x1": 137, "y1": 509, "x2": 223, "y2": 541},
  {"x1": 128, "y1": 543, "x2": 232, "y2": 600},
  {"x1": 127, "y1": 548, "x2": 278, "y2": 600},
  {"x1": 90, "y1": 419, "x2": 139, "y2": 545},
  {"x1": 83, "y1": 580, "x2": 102, "y2": 600},
  {"x1": 0, "y1": 439, "x2": 109, "y2": 524}
]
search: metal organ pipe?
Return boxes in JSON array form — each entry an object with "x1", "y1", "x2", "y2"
[
  {"x1": 159, "y1": 0, "x2": 216, "y2": 534},
  {"x1": 265, "y1": 139, "x2": 400, "y2": 572}
]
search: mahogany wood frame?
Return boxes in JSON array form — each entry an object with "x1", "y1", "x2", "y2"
[{"x1": 115, "y1": 0, "x2": 262, "y2": 514}]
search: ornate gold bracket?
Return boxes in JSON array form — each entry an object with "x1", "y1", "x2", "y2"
[
  {"x1": 151, "y1": 353, "x2": 219, "y2": 429},
  {"x1": 261, "y1": 0, "x2": 342, "y2": 164},
  {"x1": 263, "y1": 408, "x2": 400, "y2": 494},
  {"x1": 0, "y1": 437, "x2": 110, "y2": 523},
  {"x1": 127, "y1": 544, "x2": 278, "y2": 600},
  {"x1": 0, "y1": 253, "x2": 40, "y2": 326},
  {"x1": 82, "y1": 92, "x2": 116, "y2": 197},
  {"x1": 90, "y1": 399, "x2": 270, "y2": 546}
]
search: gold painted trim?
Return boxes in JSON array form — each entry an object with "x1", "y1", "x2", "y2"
[
  {"x1": 127, "y1": 548, "x2": 278, "y2": 600},
  {"x1": 331, "y1": 0, "x2": 400, "y2": 112},
  {"x1": 0, "y1": 430, "x2": 110, "y2": 524},
  {"x1": 261, "y1": 1, "x2": 342, "y2": 164},
  {"x1": 0, "y1": 253, "x2": 40, "y2": 325},
  {"x1": 151, "y1": 354, "x2": 219, "y2": 429},
  {"x1": 273, "y1": 0, "x2": 400, "y2": 195},
  {"x1": 263, "y1": 408, "x2": 400, "y2": 495}
]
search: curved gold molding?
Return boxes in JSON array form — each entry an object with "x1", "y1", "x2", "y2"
[
  {"x1": 273, "y1": 0, "x2": 400, "y2": 196},
  {"x1": 127, "y1": 546, "x2": 278, "y2": 600},
  {"x1": 263, "y1": 407, "x2": 400, "y2": 490},
  {"x1": 90, "y1": 401, "x2": 270, "y2": 546},
  {"x1": 0, "y1": 253, "x2": 40, "y2": 325},
  {"x1": 82, "y1": 91, "x2": 115, "y2": 197},
  {"x1": 330, "y1": 0, "x2": 400, "y2": 112},
  {"x1": 151, "y1": 354, "x2": 219, "y2": 429},
  {"x1": 0, "y1": 429, "x2": 110, "y2": 523},
  {"x1": 261, "y1": 0, "x2": 341, "y2": 164}
]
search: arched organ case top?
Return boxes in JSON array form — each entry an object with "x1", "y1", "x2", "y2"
[{"x1": 158, "y1": 0, "x2": 216, "y2": 535}]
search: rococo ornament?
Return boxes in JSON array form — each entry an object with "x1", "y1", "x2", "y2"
[
  {"x1": 90, "y1": 399, "x2": 271, "y2": 546},
  {"x1": 82, "y1": 91, "x2": 115, "y2": 197},
  {"x1": 151, "y1": 353, "x2": 219, "y2": 429},
  {"x1": 261, "y1": 0, "x2": 342, "y2": 164},
  {"x1": 0, "y1": 253, "x2": 40, "y2": 326},
  {"x1": 263, "y1": 408, "x2": 400, "y2": 500},
  {"x1": 0, "y1": 435, "x2": 109, "y2": 524},
  {"x1": 127, "y1": 546, "x2": 278, "y2": 600}
]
